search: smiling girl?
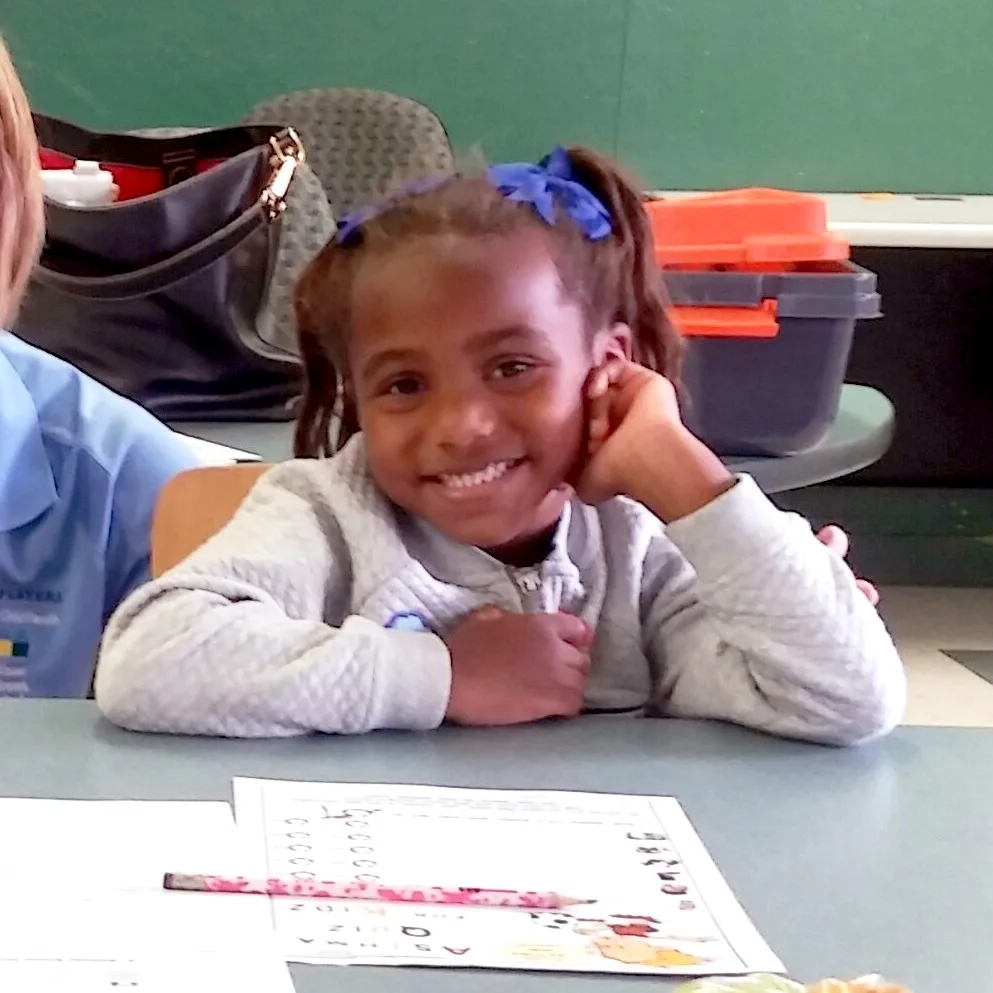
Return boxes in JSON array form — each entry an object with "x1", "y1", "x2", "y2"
[{"x1": 95, "y1": 147, "x2": 904, "y2": 743}]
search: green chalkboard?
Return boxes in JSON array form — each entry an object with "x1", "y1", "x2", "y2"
[
  {"x1": 4, "y1": 0, "x2": 992, "y2": 192},
  {"x1": 3, "y1": 0, "x2": 627, "y2": 167},
  {"x1": 618, "y1": 0, "x2": 993, "y2": 193}
]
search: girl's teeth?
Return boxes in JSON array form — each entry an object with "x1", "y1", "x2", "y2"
[{"x1": 442, "y1": 461, "x2": 511, "y2": 489}]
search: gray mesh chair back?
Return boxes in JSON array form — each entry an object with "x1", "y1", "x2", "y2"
[{"x1": 243, "y1": 88, "x2": 454, "y2": 215}]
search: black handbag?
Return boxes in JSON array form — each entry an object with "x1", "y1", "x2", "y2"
[{"x1": 14, "y1": 115, "x2": 336, "y2": 421}]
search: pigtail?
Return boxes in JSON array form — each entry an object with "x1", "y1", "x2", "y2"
[
  {"x1": 292, "y1": 244, "x2": 360, "y2": 457},
  {"x1": 564, "y1": 147, "x2": 683, "y2": 387}
]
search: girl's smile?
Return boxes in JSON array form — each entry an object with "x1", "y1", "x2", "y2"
[{"x1": 427, "y1": 455, "x2": 528, "y2": 497}]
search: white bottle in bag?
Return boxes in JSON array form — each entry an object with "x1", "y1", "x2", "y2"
[{"x1": 41, "y1": 160, "x2": 119, "y2": 207}]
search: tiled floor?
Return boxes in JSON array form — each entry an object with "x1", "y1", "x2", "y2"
[{"x1": 880, "y1": 587, "x2": 993, "y2": 727}]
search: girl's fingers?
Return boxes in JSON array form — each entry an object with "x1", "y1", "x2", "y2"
[
  {"x1": 470, "y1": 606, "x2": 504, "y2": 623},
  {"x1": 817, "y1": 524, "x2": 850, "y2": 559},
  {"x1": 856, "y1": 580, "x2": 880, "y2": 606},
  {"x1": 586, "y1": 367, "x2": 610, "y2": 401},
  {"x1": 589, "y1": 406, "x2": 610, "y2": 447},
  {"x1": 817, "y1": 526, "x2": 878, "y2": 604},
  {"x1": 586, "y1": 368, "x2": 612, "y2": 448}
]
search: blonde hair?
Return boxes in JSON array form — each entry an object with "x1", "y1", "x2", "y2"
[{"x1": 0, "y1": 32, "x2": 42, "y2": 325}]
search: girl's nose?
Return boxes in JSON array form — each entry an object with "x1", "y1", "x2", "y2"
[{"x1": 430, "y1": 390, "x2": 498, "y2": 452}]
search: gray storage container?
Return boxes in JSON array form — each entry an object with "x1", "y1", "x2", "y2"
[{"x1": 665, "y1": 261, "x2": 881, "y2": 457}]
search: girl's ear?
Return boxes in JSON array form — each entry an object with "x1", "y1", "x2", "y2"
[{"x1": 592, "y1": 322, "x2": 633, "y2": 367}]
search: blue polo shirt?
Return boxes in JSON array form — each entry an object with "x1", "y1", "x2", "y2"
[{"x1": 0, "y1": 333, "x2": 200, "y2": 697}]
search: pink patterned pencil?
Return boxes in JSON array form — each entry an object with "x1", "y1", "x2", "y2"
[{"x1": 163, "y1": 873, "x2": 591, "y2": 909}]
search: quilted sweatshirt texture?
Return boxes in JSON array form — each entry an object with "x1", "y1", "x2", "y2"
[{"x1": 96, "y1": 437, "x2": 905, "y2": 744}]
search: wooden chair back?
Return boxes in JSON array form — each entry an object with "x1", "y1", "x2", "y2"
[{"x1": 151, "y1": 463, "x2": 269, "y2": 577}]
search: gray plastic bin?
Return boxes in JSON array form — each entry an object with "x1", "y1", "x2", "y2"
[{"x1": 664, "y1": 261, "x2": 881, "y2": 457}]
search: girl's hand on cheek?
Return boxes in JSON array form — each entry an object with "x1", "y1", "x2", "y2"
[
  {"x1": 576, "y1": 359, "x2": 734, "y2": 522},
  {"x1": 578, "y1": 360, "x2": 680, "y2": 504}
]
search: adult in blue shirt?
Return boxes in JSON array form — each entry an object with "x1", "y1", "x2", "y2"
[
  {"x1": 0, "y1": 33, "x2": 200, "y2": 696},
  {"x1": 0, "y1": 332, "x2": 201, "y2": 696}
]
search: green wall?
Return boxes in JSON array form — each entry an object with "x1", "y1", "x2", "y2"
[{"x1": 6, "y1": 0, "x2": 993, "y2": 193}]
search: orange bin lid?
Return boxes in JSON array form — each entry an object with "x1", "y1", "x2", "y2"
[{"x1": 647, "y1": 188, "x2": 850, "y2": 266}]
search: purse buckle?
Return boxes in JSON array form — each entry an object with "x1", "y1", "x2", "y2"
[{"x1": 260, "y1": 129, "x2": 306, "y2": 219}]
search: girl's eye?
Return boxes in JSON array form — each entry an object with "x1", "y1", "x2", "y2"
[
  {"x1": 384, "y1": 377, "x2": 422, "y2": 396},
  {"x1": 492, "y1": 360, "x2": 533, "y2": 380}
]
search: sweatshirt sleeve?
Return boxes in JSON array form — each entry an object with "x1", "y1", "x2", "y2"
[
  {"x1": 94, "y1": 462, "x2": 452, "y2": 737},
  {"x1": 641, "y1": 476, "x2": 906, "y2": 746}
]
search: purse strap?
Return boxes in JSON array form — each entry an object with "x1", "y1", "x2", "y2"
[
  {"x1": 33, "y1": 131, "x2": 307, "y2": 302},
  {"x1": 33, "y1": 113, "x2": 285, "y2": 169}
]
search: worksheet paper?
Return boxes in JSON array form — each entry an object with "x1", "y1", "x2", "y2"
[
  {"x1": 234, "y1": 779, "x2": 783, "y2": 977},
  {"x1": 0, "y1": 799, "x2": 294, "y2": 993}
]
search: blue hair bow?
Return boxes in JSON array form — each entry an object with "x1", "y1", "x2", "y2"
[
  {"x1": 334, "y1": 146, "x2": 612, "y2": 246},
  {"x1": 335, "y1": 174, "x2": 452, "y2": 245},
  {"x1": 487, "y1": 146, "x2": 612, "y2": 241},
  {"x1": 335, "y1": 204, "x2": 381, "y2": 246}
]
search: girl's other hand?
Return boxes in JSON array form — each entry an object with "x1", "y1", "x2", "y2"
[
  {"x1": 817, "y1": 525, "x2": 880, "y2": 606},
  {"x1": 444, "y1": 607, "x2": 594, "y2": 726}
]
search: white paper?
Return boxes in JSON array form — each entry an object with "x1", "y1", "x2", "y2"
[
  {"x1": 234, "y1": 779, "x2": 783, "y2": 977},
  {"x1": 0, "y1": 799, "x2": 294, "y2": 993},
  {"x1": 175, "y1": 432, "x2": 261, "y2": 464}
]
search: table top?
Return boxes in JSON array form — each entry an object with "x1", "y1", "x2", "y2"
[
  {"x1": 1, "y1": 701, "x2": 988, "y2": 993},
  {"x1": 649, "y1": 190, "x2": 993, "y2": 249},
  {"x1": 176, "y1": 384, "x2": 894, "y2": 495}
]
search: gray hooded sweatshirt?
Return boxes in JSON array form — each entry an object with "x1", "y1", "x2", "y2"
[{"x1": 95, "y1": 436, "x2": 905, "y2": 744}]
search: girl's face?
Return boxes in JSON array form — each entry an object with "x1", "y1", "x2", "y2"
[{"x1": 348, "y1": 229, "x2": 613, "y2": 556}]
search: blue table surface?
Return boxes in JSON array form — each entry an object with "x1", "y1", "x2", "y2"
[{"x1": 0, "y1": 702, "x2": 988, "y2": 993}]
